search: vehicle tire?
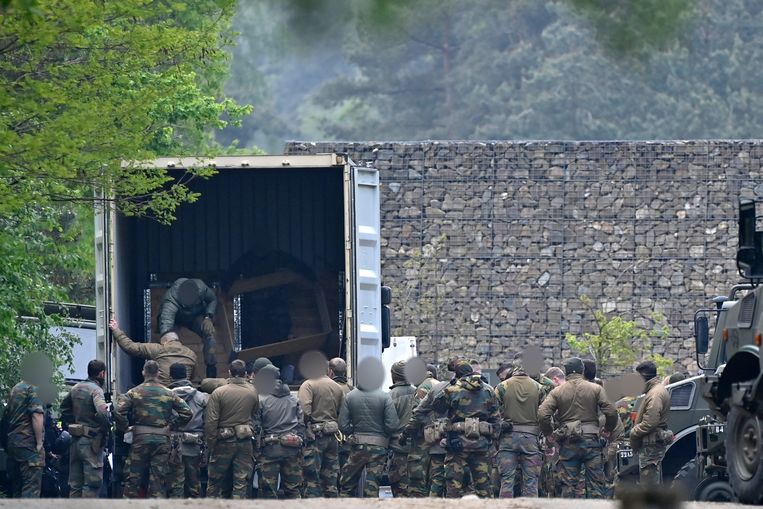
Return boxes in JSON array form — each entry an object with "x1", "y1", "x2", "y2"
[
  {"x1": 726, "y1": 406, "x2": 763, "y2": 504},
  {"x1": 695, "y1": 475, "x2": 733, "y2": 502},
  {"x1": 672, "y1": 459, "x2": 699, "y2": 499}
]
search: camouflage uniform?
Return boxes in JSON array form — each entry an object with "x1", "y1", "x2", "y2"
[
  {"x1": 405, "y1": 378, "x2": 449, "y2": 498},
  {"x1": 113, "y1": 328, "x2": 197, "y2": 387},
  {"x1": 495, "y1": 372, "x2": 543, "y2": 498},
  {"x1": 255, "y1": 371, "x2": 305, "y2": 499},
  {"x1": 115, "y1": 378, "x2": 192, "y2": 498},
  {"x1": 630, "y1": 377, "x2": 670, "y2": 485},
  {"x1": 432, "y1": 365, "x2": 501, "y2": 499},
  {"x1": 205, "y1": 376, "x2": 259, "y2": 499},
  {"x1": 298, "y1": 375, "x2": 345, "y2": 497},
  {"x1": 538, "y1": 369, "x2": 618, "y2": 499},
  {"x1": 388, "y1": 366, "x2": 416, "y2": 497},
  {"x1": 168, "y1": 379, "x2": 208, "y2": 498},
  {"x1": 5, "y1": 381, "x2": 45, "y2": 498},
  {"x1": 407, "y1": 375, "x2": 438, "y2": 497},
  {"x1": 60, "y1": 377, "x2": 111, "y2": 498},
  {"x1": 338, "y1": 387, "x2": 399, "y2": 497}
]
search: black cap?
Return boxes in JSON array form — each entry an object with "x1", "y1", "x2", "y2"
[
  {"x1": 252, "y1": 357, "x2": 273, "y2": 374},
  {"x1": 635, "y1": 360, "x2": 658, "y2": 380},
  {"x1": 563, "y1": 357, "x2": 585, "y2": 376}
]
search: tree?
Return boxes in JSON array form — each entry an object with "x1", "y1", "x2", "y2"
[
  {"x1": 565, "y1": 295, "x2": 673, "y2": 377},
  {"x1": 0, "y1": 0, "x2": 251, "y2": 397}
]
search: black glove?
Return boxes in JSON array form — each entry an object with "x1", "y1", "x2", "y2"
[
  {"x1": 446, "y1": 430, "x2": 464, "y2": 453},
  {"x1": 206, "y1": 364, "x2": 217, "y2": 378},
  {"x1": 398, "y1": 435, "x2": 408, "y2": 447}
]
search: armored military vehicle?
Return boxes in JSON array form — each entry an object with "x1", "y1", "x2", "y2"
[{"x1": 700, "y1": 198, "x2": 763, "y2": 504}]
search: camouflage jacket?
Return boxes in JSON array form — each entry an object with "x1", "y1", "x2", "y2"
[
  {"x1": 6, "y1": 381, "x2": 44, "y2": 451},
  {"x1": 432, "y1": 374, "x2": 501, "y2": 450},
  {"x1": 413, "y1": 376, "x2": 439, "y2": 405},
  {"x1": 158, "y1": 278, "x2": 217, "y2": 335},
  {"x1": 114, "y1": 379, "x2": 191, "y2": 433},
  {"x1": 61, "y1": 378, "x2": 110, "y2": 433},
  {"x1": 113, "y1": 328, "x2": 197, "y2": 386}
]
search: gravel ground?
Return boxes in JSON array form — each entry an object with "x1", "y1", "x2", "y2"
[{"x1": 0, "y1": 498, "x2": 745, "y2": 509}]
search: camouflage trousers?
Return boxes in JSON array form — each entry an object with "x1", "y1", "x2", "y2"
[
  {"x1": 444, "y1": 450, "x2": 493, "y2": 498},
  {"x1": 8, "y1": 446, "x2": 43, "y2": 498},
  {"x1": 638, "y1": 443, "x2": 666, "y2": 486},
  {"x1": 259, "y1": 454, "x2": 303, "y2": 499},
  {"x1": 558, "y1": 437, "x2": 607, "y2": 499},
  {"x1": 428, "y1": 453, "x2": 446, "y2": 497},
  {"x1": 407, "y1": 439, "x2": 430, "y2": 497},
  {"x1": 340, "y1": 444, "x2": 387, "y2": 498},
  {"x1": 303, "y1": 434, "x2": 339, "y2": 497},
  {"x1": 207, "y1": 437, "x2": 253, "y2": 499},
  {"x1": 497, "y1": 432, "x2": 542, "y2": 498},
  {"x1": 389, "y1": 451, "x2": 410, "y2": 497},
  {"x1": 123, "y1": 436, "x2": 170, "y2": 498},
  {"x1": 69, "y1": 437, "x2": 103, "y2": 498},
  {"x1": 168, "y1": 454, "x2": 202, "y2": 498}
]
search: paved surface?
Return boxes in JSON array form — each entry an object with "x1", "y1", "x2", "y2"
[{"x1": 0, "y1": 499, "x2": 745, "y2": 509}]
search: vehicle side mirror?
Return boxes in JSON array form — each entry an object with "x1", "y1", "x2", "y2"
[{"x1": 695, "y1": 315, "x2": 709, "y2": 355}]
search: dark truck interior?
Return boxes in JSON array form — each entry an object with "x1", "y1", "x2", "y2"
[{"x1": 115, "y1": 167, "x2": 346, "y2": 386}]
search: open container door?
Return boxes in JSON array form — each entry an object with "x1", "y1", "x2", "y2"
[{"x1": 346, "y1": 162, "x2": 382, "y2": 379}]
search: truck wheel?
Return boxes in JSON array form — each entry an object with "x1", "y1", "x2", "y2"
[
  {"x1": 726, "y1": 406, "x2": 763, "y2": 504},
  {"x1": 695, "y1": 476, "x2": 733, "y2": 502},
  {"x1": 671, "y1": 459, "x2": 699, "y2": 499}
]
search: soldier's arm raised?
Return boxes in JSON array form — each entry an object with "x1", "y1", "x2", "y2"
[{"x1": 113, "y1": 328, "x2": 162, "y2": 359}]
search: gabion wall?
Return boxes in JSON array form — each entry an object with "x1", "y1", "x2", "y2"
[{"x1": 285, "y1": 141, "x2": 763, "y2": 375}]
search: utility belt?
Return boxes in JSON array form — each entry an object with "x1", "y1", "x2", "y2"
[
  {"x1": 349, "y1": 433, "x2": 389, "y2": 448},
  {"x1": 68, "y1": 424, "x2": 103, "y2": 439},
  {"x1": 552, "y1": 420, "x2": 600, "y2": 442},
  {"x1": 511, "y1": 424, "x2": 540, "y2": 436},
  {"x1": 262, "y1": 433, "x2": 303, "y2": 448},
  {"x1": 132, "y1": 425, "x2": 171, "y2": 437},
  {"x1": 643, "y1": 428, "x2": 674, "y2": 445},
  {"x1": 451, "y1": 418, "x2": 494, "y2": 440},
  {"x1": 424, "y1": 419, "x2": 450, "y2": 445},
  {"x1": 310, "y1": 420, "x2": 339, "y2": 436},
  {"x1": 172, "y1": 431, "x2": 203, "y2": 445},
  {"x1": 218, "y1": 424, "x2": 253, "y2": 440}
]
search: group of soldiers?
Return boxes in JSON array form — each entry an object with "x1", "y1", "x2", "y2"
[{"x1": 3, "y1": 334, "x2": 671, "y2": 499}]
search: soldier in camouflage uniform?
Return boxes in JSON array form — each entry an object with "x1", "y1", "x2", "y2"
[
  {"x1": 5, "y1": 375, "x2": 46, "y2": 497},
  {"x1": 167, "y1": 363, "x2": 208, "y2": 498},
  {"x1": 205, "y1": 359, "x2": 259, "y2": 499},
  {"x1": 255, "y1": 365, "x2": 305, "y2": 498},
  {"x1": 630, "y1": 361, "x2": 671, "y2": 486},
  {"x1": 329, "y1": 358, "x2": 353, "y2": 472},
  {"x1": 538, "y1": 357, "x2": 617, "y2": 499},
  {"x1": 338, "y1": 378, "x2": 399, "y2": 497},
  {"x1": 115, "y1": 360, "x2": 192, "y2": 498},
  {"x1": 539, "y1": 366, "x2": 565, "y2": 497},
  {"x1": 405, "y1": 364, "x2": 439, "y2": 497},
  {"x1": 494, "y1": 358, "x2": 544, "y2": 498},
  {"x1": 60, "y1": 360, "x2": 111, "y2": 498},
  {"x1": 432, "y1": 359, "x2": 500, "y2": 498},
  {"x1": 388, "y1": 360, "x2": 416, "y2": 497},
  {"x1": 404, "y1": 368, "x2": 449, "y2": 497},
  {"x1": 110, "y1": 318, "x2": 197, "y2": 387},
  {"x1": 298, "y1": 359, "x2": 345, "y2": 497}
]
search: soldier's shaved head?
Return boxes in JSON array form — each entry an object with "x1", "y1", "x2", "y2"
[
  {"x1": 329, "y1": 357, "x2": 347, "y2": 376},
  {"x1": 545, "y1": 367, "x2": 565, "y2": 386},
  {"x1": 143, "y1": 360, "x2": 159, "y2": 378}
]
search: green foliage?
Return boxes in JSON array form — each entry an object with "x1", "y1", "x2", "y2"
[
  {"x1": 0, "y1": 0, "x2": 251, "y2": 390},
  {"x1": 565, "y1": 295, "x2": 673, "y2": 377}
]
